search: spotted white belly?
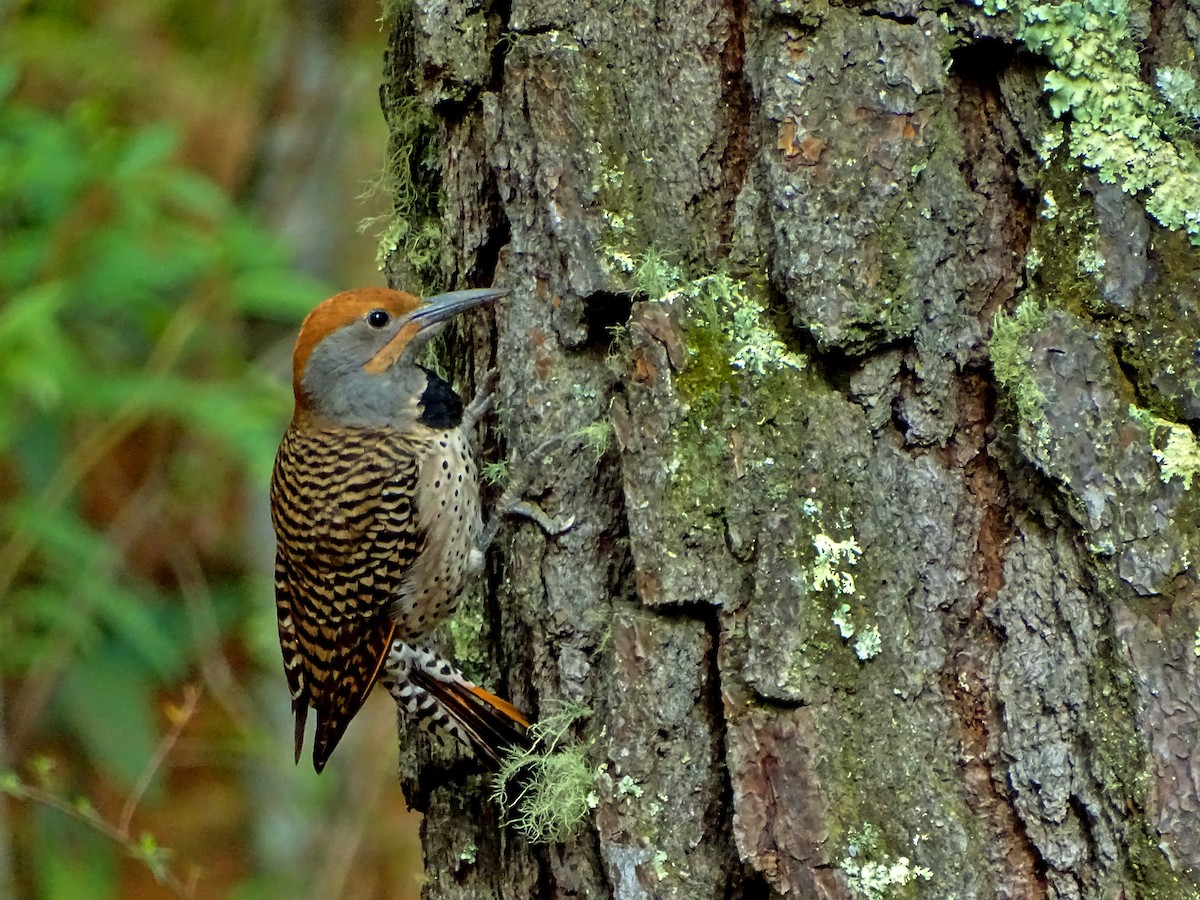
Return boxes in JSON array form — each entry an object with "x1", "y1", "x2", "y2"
[{"x1": 392, "y1": 427, "x2": 483, "y2": 640}]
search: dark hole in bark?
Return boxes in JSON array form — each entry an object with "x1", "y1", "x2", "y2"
[
  {"x1": 581, "y1": 290, "x2": 635, "y2": 350},
  {"x1": 949, "y1": 38, "x2": 1017, "y2": 84}
]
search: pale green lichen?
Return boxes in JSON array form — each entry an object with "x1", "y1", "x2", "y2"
[
  {"x1": 841, "y1": 824, "x2": 933, "y2": 899},
  {"x1": 633, "y1": 247, "x2": 681, "y2": 300},
  {"x1": 590, "y1": 141, "x2": 645, "y2": 276},
  {"x1": 652, "y1": 849, "x2": 669, "y2": 880},
  {"x1": 446, "y1": 598, "x2": 489, "y2": 685},
  {"x1": 632, "y1": 249, "x2": 805, "y2": 379},
  {"x1": 1025, "y1": 246, "x2": 1043, "y2": 275},
  {"x1": 977, "y1": 0, "x2": 1200, "y2": 242},
  {"x1": 813, "y1": 535, "x2": 882, "y2": 660},
  {"x1": 1076, "y1": 232, "x2": 1106, "y2": 278},
  {"x1": 811, "y1": 534, "x2": 862, "y2": 596},
  {"x1": 1040, "y1": 189, "x2": 1059, "y2": 220},
  {"x1": 1129, "y1": 404, "x2": 1200, "y2": 489},
  {"x1": 458, "y1": 840, "x2": 477, "y2": 865},
  {"x1": 492, "y1": 701, "x2": 593, "y2": 844},
  {"x1": 615, "y1": 774, "x2": 644, "y2": 799},
  {"x1": 853, "y1": 626, "x2": 882, "y2": 661},
  {"x1": 674, "y1": 277, "x2": 805, "y2": 378},
  {"x1": 480, "y1": 459, "x2": 509, "y2": 486},
  {"x1": 991, "y1": 298, "x2": 1049, "y2": 439},
  {"x1": 833, "y1": 603, "x2": 855, "y2": 639},
  {"x1": 629, "y1": 248, "x2": 810, "y2": 519},
  {"x1": 1157, "y1": 68, "x2": 1200, "y2": 122}
]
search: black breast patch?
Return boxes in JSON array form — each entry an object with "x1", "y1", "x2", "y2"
[{"x1": 417, "y1": 367, "x2": 464, "y2": 428}]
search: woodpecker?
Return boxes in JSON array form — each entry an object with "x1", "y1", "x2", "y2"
[{"x1": 270, "y1": 286, "x2": 529, "y2": 773}]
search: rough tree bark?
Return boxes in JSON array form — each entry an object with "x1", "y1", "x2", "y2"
[{"x1": 378, "y1": 0, "x2": 1200, "y2": 897}]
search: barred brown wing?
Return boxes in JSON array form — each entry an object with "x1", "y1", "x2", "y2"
[{"x1": 270, "y1": 426, "x2": 428, "y2": 771}]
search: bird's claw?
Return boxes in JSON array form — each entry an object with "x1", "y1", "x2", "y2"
[
  {"x1": 478, "y1": 436, "x2": 577, "y2": 551},
  {"x1": 496, "y1": 499, "x2": 575, "y2": 537},
  {"x1": 463, "y1": 368, "x2": 500, "y2": 431}
]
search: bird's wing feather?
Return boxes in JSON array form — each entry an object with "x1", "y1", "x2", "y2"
[
  {"x1": 270, "y1": 426, "x2": 428, "y2": 771},
  {"x1": 272, "y1": 551, "x2": 309, "y2": 762}
]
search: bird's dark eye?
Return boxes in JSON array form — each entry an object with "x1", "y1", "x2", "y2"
[{"x1": 366, "y1": 309, "x2": 391, "y2": 329}]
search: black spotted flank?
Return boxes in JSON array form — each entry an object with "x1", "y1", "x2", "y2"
[{"x1": 417, "y1": 367, "x2": 463, "y2": 429}]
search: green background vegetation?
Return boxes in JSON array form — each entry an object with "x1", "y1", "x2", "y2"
[{"x1": 0, "y1": 2, "x2": 424, "y2": 898}]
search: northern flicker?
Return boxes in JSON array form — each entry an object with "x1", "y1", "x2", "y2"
[{"x1": 270, "y1": 286, "x2": 529, "y2": 773}]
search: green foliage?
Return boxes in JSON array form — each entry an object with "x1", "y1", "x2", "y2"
[
  {"x1": 3, "y1": 686, "x2": 201, "y2": 896},
  {"x1": 0, "y1": 3, "x2": 415, "y2": 896},
  {"x1": 0, "y1": 57, "x2": 324, "y2": 811},
  {"x1": 492, "y1": 702, "x2": 594, "y2": 844},
  {"x1": 978, "y1": 0, "x2": 1200, "y2": 242}
]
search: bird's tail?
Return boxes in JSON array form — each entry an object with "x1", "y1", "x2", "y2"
[{"x1": 383, "y1": 642, "x2": 530, "y2": 765}]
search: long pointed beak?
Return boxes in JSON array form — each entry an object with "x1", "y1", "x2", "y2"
[
  {"x1": 410, "y1": 288, "x2": 509, "y2": 329},
  {"x1": 363, "y1": 287, "x2": 509, "y2": 374}
]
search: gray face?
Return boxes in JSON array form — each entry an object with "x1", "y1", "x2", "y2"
[{"x1": 300, "y1": 315, "x2": 433, "y2": 428}]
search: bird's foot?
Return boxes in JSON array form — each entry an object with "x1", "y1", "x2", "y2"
[
  {"x1": 479, "y1": 437, "x2": 576, "y2": 552},
  {"x1": 462, "y1": 368, "x2": 499, "y2": 432}
]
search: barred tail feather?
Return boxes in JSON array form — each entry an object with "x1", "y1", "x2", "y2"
[
  {"x1": 385, "y1": 642, "x2": 530, "y2": 765},
  {"x1": 292, "y1": 698, "x2": 309, "y2": 765},
  {"x1": 411, "y1": 671, "x2": 531, "y2": 764}
]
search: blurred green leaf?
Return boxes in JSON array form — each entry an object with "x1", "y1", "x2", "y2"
[
  {"x1": 162, "y1": 168, "x2": 231, "y2": 219},
  {"x1": 0, "y1": 281, "x2": 76, "y2": 424},
  {"x1": 91, "y1": 585, "x2": 185, "y2": 681},
  {"x1": 33, "y1": 807, "x2": 118, "y2": 900},
  {"x1": 5, "y1": 500, "x2": 113, "y2": 568},
  {"x1": 2, "y1": 585, "x2": 102, "y2": 671},
  {"x1": 134, "y1": 830, "x2": 176, "y2": 882},
  {"x1": 0, "y1": 6, "x2": 380, "y2": 894},
  {"x1": 0, "y1": 61, "x2": 325, "y2": 800},
  {"x1": 111, "y1": 124, "x2": 178, "y2": 181},
  {"x1": 57, "y1": 651, "x2": 159, "y2": 789},
  {"x1": 232, "y1": 265, "x2": 329, "y2": 320}
]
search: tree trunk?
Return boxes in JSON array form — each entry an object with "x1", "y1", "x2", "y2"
[{"x1": 379, "y1": 0, "x2": 1200, "y2": 897}]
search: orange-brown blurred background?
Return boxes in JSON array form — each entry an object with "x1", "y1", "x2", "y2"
[{"x1": 0, "y1": 2, "x2": 423, "y2": 897}]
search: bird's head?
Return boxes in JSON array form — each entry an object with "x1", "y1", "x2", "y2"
[{"x1": 289, "y1": 286, "x2": 505, "y2": 427}]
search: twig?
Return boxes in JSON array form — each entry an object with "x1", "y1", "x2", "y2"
[
  {"x1": 0, "y1": 778, "x2": 196, "y2": 897},
  {"x1": 118, "y1": 684, "x2": 202, "y2": 835},
  {"x1": 1, "y1": 685, "x2": 205, "y2": 898}
]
